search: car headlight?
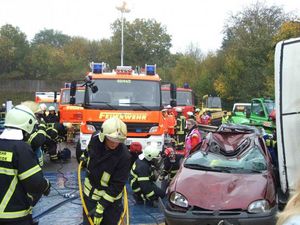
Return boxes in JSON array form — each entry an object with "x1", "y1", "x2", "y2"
[
  {"x1": 170, "y1": 192, "x2": 188, "y2": 208},
  {"x1": 248, "y1": 200, "x2": 270, "y2": 213}
]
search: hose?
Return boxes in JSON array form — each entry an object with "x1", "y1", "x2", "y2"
[
  {"x1": 33, "y1": 195, "x2": 78, "y2": 220},
  {"x1": 78, "y1": 161, "x2": 130, "y2": 225},
  {"x1": 78, "y1": 161, "x2": 94, "y2": 225}
]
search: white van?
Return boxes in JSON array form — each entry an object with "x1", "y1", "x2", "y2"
[{"x1": 275, "y1": 37, "x2": 300, "y2": 203}]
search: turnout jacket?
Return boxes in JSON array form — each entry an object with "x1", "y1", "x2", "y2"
[
  {"x1": 0, "y1": 134, "x2": 48, "y2": 222},
  {"x1": 84, "y1": 134, "x2": 131, "y2": 209},
  {"x1": 129, "y1": 158, "x2": 157, "y2": 201}
]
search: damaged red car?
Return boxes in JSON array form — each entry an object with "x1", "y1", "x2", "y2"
[{"x1": 160, "y1": 124, "x2": 277, "y2": 225}]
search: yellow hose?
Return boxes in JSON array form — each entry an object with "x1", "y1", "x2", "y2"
[
  {"x1": 78, "y1": 161, "x2": 130, "y2": 225},
  {"x1": 78, "y1": 161, "x2": 94, "y2": 225}
]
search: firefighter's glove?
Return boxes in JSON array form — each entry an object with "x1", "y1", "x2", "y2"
[
  {"x1": 43, "y1": 179, "x2": 51, "y2": 196},
  {"x1": 90, "y1": 202, "x2": 104, "y2": 225},
  {"x1": 80, "y1": 150, "x2": 88, "y2": 167}
]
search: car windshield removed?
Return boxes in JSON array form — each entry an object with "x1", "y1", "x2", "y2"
[{"x1": 184, "y1": 146, "x2": 267, "y2": 173}]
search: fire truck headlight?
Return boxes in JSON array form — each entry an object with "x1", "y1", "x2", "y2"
[{"x1": 149, "y1": 126, "x2": 158, "y2": 133}]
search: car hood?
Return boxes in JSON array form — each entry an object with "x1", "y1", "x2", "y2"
[{"x1": 172, "y1": 167, "x2": 269, "y2": 210}]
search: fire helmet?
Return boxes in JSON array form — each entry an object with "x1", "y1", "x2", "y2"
[
  {"x1": 4, "y1": 105, "x2": 37, "y2": 134},
  {"x1": 99, "y1": 117, "x2": 127, "y2": 143},
  {"x1": 140, "y1": 144, "x2": 160, "y2": 161},
  {"x1": 48, "y1": 106, "x2": 55, "y2": 111}
]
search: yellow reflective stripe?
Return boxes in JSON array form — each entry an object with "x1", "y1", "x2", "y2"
[
  {"x1": 146, "y1": 191, "x2": 155, "y2": 198},
  {"x1": 137, "y1": 177, "x2": 149, "y2": 181},
  {"x1": 0, "y1": 176, "x2": 18, "y2": 212},
  {"x1": 0, "y1": 151, "x2": 13, "y2": 162},
  {"x1": 84, "y1": 178, "x2": 123, "y2": 202},
  {"x1": 100, "y1": 172, "x2": 110, "y2": 187},
  {"x1": 0, "y1": 167, "x2": 17, "y2": 176},
  {"x1": 0, "y1": 207, "x2": 32, "y2": 219},
  {"x1": 132, "y1": 187, "x2": 141, "y2": 193},
  {"x1": 103, "y1": 193, "x2": 115, "y2": 203},
  {"x1": 130, "y1": 169, "x2": 138, "y2": 187},
  {"x1": 18, "y1": 165, "x2": 41, "y2": 180},
  {"x1": 130, "y1": 177, "x2": 136, "y2": 187}
]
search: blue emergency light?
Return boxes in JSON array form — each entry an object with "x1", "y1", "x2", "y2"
[
  {"x1": 145, "y1": 64, "x2": 156, "y2": 75},
  {"x1": 91, "y1": 62, "x2": 104, "y2": 74},
  {"x1": 183, "y1": 82, "x2": 189, "y2": 88}
]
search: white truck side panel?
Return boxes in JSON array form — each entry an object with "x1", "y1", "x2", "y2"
[{"x1": 275, "y1": 37, "x2": 300, "y2": 194}]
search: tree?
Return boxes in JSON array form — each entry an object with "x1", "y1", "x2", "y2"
[
  {"x1": 218, "y1": 2, "x2": 291, "y2": 102},
  {"x1": 111, "y1": 18, "x2": 172, "y2": 67},
  {"x1": 32, "y1": 29, "x2": 71, "y2": 48},
  {"x1": 0, "y1": 24, "x2": 29, "y2": 75}
]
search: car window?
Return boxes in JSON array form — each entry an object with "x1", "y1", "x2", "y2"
[{"x1": 185, "y1": 146, "x2": 267, "y2": 173}]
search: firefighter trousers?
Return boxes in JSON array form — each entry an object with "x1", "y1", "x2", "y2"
[{"x1": 82, "y1": 195, "x2": 123, "y2": 225}]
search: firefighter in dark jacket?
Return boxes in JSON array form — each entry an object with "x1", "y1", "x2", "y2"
[
  {"x1": 0, "y1": 105, "x2": 51, "y2": 225},
  {"x1": 129, "y1": 144, "x2": 166, "y2": 207},
  {"x1": 82, "y1": 117, "x2": 131, "y2": 225},
  {"x1": 22, "y1": 101, "x2": 47, "y2": 166}
]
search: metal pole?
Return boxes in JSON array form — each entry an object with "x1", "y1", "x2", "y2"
[
  {"x1": 121, "y1": 12, "x2": 124, "y2": 66},
  {"x1": 116, "y1": 1, "x2": 130, "y2": 66}
]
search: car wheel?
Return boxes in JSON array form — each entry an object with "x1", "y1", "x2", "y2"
[{"x1": 75, "y1": 141, "x2": 81, "y2": 163}]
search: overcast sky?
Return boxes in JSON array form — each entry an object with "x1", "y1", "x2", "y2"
[{"x1": 0, "y1": 0, "x2": 299, "y2": 53}]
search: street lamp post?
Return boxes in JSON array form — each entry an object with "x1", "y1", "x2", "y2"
[{"x1": 116, "y1": 1, "x2": 130, "y2": 66}]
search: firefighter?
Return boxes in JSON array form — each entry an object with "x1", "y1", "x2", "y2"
[
  {"x1": 39, "y1": 103, "x2": 48, "y2": 122},
  {"x1": 166, "y1": 105, "x2": 176, "y2": 137},
  {"x1": 44, "y1": 122, "x2": 66, "y2": 162},
  {"x1": 22, "y1": 101, "x2": 47, "y2": 166},
  {"x1": 222, "y1": 111, "x2": 230, "y2": 124},
  {"x1": 174, "y1": 107, "x2": 186, "y2": 151},
  {"x1": 195, "y1": 108, "x2": 201, "y2": 124},
  {"x1": 0, "y1": 105, "x2": 51, "y2": 225},
  {"x1": 45, "y1": 105, "x2": 59, "y2": 123},
  {"x1": 129, "y1": 144, "x2": 165, "y2": 207},
  {"x1": 81, "y1": 117, "x2": 131, "y2": 225},
  {"x1": 161, "y1": 108, "x2": 169, "y2": 135}
]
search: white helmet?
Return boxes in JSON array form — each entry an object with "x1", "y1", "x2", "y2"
[
  {"x1": 48, "y1": 106, "x2": 55, "y2": 111},
  {"x1": 4, "y1": 105, "x2": 37, "y2": 134},
  {"x1": 187, "y1": 111, "x2": 193, "y2": 116},
  {"x1": 40, "y1": 103, "x2": 47, "y2": 111},
  {"x1": 195, "y1": 108, "x2": 200, "y2": 112},
  {"x1": 99, "y1": 117, "x2": 127, "y2": 143},
  {"x1": 140, "y1": 144, "x2": 160, "y2": 161},
  {"x1": 175, "y1": 107, "x2": 182, "y2": 113}
]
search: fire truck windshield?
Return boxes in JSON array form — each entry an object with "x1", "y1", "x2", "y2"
[
  {"x1": 86, "y1": 79, "x2": 161, "y2": 110},
  {"x1": 162, "y1": 90, "x2": 193, "y2": 106}
]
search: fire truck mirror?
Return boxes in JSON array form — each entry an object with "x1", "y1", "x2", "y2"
[
  {"x1": 70, "y1": 81, "x2": 77, "y2": 96},
  {"x1": 91, "y1": 85, "x2": 98, "y2": 93},
  {"x1": 70, "y1": 96, "x2": 76, "y2": 105}
]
